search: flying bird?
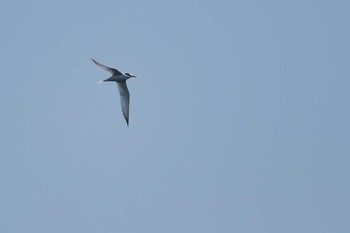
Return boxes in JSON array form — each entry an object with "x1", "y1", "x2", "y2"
[{"x1": 92, "y1": 58, "x2": 137, "y2": 126}]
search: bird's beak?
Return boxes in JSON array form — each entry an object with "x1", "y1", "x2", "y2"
[{"x1": 131, "y1": 74, "x2": 137, "y2": 78}]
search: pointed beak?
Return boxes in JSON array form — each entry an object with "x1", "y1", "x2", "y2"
[{"x1": 131, "y1": 74, "x2": 137, "y2": 78}]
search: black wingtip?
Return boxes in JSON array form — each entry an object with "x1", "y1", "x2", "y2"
[{"x1": 91, "y1": 58, "x2": 100, "y2": 65}]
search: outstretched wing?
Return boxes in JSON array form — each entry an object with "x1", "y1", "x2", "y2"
[
  {"x1": 116, "y1": 81, "x2": 130, "y2": 126},
  {"x1": 91, "y1": 58, "x2": 122, "y2": 75}
]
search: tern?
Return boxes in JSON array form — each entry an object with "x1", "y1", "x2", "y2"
[{"x1": 92, "y1": 58, "x2": 137, "y2": 126}]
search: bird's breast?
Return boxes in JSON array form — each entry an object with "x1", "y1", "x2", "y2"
[{"x1": 108, "y1": 74, "x2": 129, "y2": 82}]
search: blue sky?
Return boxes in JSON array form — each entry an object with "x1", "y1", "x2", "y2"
[{"x1": 1, "y1": 0, "x2": 350, "y2": 232}]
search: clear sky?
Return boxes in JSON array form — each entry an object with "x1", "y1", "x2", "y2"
[{"x1": 1, "y1": 0, "x2": 349, "y2": 232}]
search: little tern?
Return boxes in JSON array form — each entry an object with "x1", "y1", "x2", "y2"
[{"x1": 92, "y1": 58, "x2": 137, "y2": 126}]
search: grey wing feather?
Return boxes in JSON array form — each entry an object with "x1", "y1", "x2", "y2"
[
  {"x1": 116, "y1": 81, "x2": 130, "y2": 125},
  {"x1": 91, "y1": 58, "x2": 122, "y2": 75}
]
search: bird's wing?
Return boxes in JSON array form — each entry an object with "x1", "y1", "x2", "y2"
[
  {"x1": 116, "y1": 81, "x2": 130, "y2": 126},
  {"x1": 91, "y1": 58, "x2": 122, "y2": 75}
]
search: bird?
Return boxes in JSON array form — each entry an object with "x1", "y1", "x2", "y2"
[{"x1": 92, "y1": 58, "x2": 137, "y2": 126}]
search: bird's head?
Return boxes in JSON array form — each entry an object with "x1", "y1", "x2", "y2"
[{"x1": 125, "y1": 73, "x2": 137, "y2": 78}]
